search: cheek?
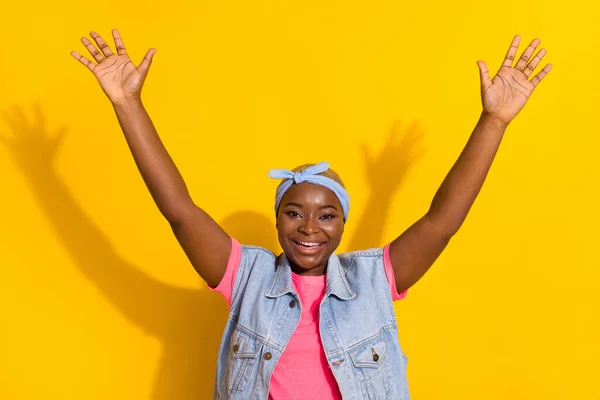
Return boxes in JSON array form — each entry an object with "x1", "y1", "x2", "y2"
[
  {"x1": 277, "y1": 218, "x2": 296, "y2": 236},
  {"x1": 323, "y1": 222, "x2": 344, "y2": 241}
]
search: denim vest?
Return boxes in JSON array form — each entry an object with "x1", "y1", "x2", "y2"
[{"x1": 214, "y1": 245, "x2": 410, "y2": 399}]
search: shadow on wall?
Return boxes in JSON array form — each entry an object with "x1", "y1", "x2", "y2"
[{"x1": 0, "y1": 104, "x2": 425, "y2": 399}]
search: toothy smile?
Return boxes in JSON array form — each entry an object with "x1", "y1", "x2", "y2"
[{"x1": 292, "y1": 240, "x2": 325, "y2": 248}]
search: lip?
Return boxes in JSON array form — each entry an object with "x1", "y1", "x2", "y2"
[{"x1": 291, "y1": 240, "x2": 326, "y2": 255}]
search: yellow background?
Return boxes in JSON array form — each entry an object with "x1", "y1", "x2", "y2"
[{"x1": 1, "y1": 0, "x2": 598, "y2": 399}]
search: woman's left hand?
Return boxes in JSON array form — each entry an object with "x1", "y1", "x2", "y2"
[{"x1": 477, "y1": 36, "x2": 552, "y2": 126}]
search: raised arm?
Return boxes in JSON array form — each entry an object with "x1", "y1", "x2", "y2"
[
  {"x1": 389, "y1": 35, "x2": 552, "y2": 293},
  {"x1": 71, "y1": 29, "x2": 230, "y2": 287}
]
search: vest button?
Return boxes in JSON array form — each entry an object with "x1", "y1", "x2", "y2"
[
  {"x1": 263, "y1": 352, "x2": 272, "y2": 361},
  {"x1": 289, "y1": 300, "x2": 297, "y2": 308},
  {"x1": 371, "y1": 348, "x2": 379, "y2": 362},
  {"x1": 233, "y1": 344, "x2": 239, "y2": 352}
]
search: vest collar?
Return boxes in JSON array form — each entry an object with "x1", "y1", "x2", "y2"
[{"x1": 265, "y1": 252, "x2": 356, "y2": 300}]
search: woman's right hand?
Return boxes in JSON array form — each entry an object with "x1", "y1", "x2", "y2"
[{"x1": 71, "y1": 29, "x2": 156, "y2": 104}]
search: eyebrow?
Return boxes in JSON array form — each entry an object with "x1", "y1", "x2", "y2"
[{"x1": 283, "y1": 202, "x2": 339, "y2": 211}]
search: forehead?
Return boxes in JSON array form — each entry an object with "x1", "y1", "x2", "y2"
[{"x1": 280, "y1": 182, "x2": 342, "y2": 209}]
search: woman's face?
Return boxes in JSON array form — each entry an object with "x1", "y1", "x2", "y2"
[{"x1": 276, "y1": 182, "x2": 345, "y2": 276}]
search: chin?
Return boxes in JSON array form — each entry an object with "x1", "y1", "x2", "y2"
[{"x1": 288, "y1": 254, "x2": 321, "y2": 269}]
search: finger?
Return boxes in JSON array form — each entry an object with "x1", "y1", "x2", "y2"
[
  {"x1": 524, "y1": 48, "x2": 547, "y2": 78},
  {"x1": 530, "y1": 64, "x2": 553, "y2": 87},
  {"x1": 112, "y1": 29, "x2": 128, "y2": 55},
  {"x1": 138, "y1": 48, "x2": 156, "y2": 77},
  {"x1": 90, "y1": 31, "x2": 115, "y2": 58},
  {"x1": 502, "y1": 35, "x2": 521, "y2": 67},
  {"x1": 70, "y1": 51, "x2": 96, "y2": 72},
  {"x1": 515, "y1": 38, "x2": 541, "y2": 71},
  {"x1": 477, "y1": 60, "x2": 492, "y2": 92},
  {"x1": 81, "y1": 37, "x2": 104, "y2": 63}
]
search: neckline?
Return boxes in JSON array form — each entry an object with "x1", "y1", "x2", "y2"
[{"x1": 292, "y1": 271, "x2": 327, "y2": 282}]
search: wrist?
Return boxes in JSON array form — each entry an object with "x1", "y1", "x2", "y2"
[
  {"x1": 480, "y1": 112, "x2": 509, "y2": 131},
  {"x1": 112, "y1": 95, "x2": 144, "y2": 110}
]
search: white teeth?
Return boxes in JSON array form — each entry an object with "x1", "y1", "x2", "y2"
[{"x1": 298, "y1": 241, "x2": 320, "y2": 247}]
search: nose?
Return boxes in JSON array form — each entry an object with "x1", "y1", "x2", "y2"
[{"x1": 298, "y1": 216, "x2": 319, "y2": 235}]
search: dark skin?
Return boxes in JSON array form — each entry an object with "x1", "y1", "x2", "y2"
[
  {"x1": 71, "y1": 31, "x2": 551, "y2": 292},
  {"x1": 276, "y1": 183, "x2": 344, "y2": 276}
]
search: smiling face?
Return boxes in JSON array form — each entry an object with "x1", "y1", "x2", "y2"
[{"x1": 276, "y1": 182, "x2": 345, "y2": 276}]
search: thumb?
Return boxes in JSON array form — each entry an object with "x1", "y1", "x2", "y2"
[
  {"x1": 138, "y1": 48, "x2": 156, "y2": 77},
  {"x1": 477, "y1": 60, "x2": 492, "y2": 92}
]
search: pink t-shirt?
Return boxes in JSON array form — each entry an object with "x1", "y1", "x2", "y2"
[{"x1": 212, "y1": 239, "x2": 406, "y2": 399}]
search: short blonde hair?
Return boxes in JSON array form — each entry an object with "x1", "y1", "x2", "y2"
[{"x1": 291, "y1": 163, "x2": 346, "y2": 188}]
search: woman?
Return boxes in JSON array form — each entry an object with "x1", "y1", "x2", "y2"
[{"x1": 71, "y1": 30, "x2": 551, "y2": 399}]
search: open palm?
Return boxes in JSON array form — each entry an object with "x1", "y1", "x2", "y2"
[
  {"x1": 71, "y1": 29, "x2": 156, "y2": 104},
  {"x1": 477, "y1": 36, "x2": 552, "y2": 125}
]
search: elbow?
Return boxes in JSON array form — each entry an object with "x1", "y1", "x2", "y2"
[
  {"x1": 161, "y1": 199, "x2": 196, "y2": 226},
  {"x1": 424, "y1": 212, "x2": 461, "y2": 242}
]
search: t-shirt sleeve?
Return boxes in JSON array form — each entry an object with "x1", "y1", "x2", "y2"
[
  {"x1": 383, "y1": 243, "x2": 407, "y2": 301},
  {"x1": 209, "y1": 237, "x2": 242, "y2": 307}
]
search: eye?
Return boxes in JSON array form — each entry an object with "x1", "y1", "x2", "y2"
[
  {"x1": 320, "y1": 214, "x2": 335, "y2": 220},
  {"x1": 286, "y1": 211, "x2": 301, "y2": 218}
]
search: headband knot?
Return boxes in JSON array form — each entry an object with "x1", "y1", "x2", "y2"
[
  {"x1": 268, "y1": 161, "x2": 350, "y2": 221},
  {"x1": 293, "y1": 171, "x2": 304, "y2": 183}
]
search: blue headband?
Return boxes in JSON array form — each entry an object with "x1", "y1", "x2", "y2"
[{"x1": 268, "y1": 162, "x2": 350, "y2": 221}]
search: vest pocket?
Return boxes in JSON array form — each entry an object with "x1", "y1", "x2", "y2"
[
  {"x1": 225, "y1": 328, "x2": 262, "y2": 393},
  {"x1": 349, "y1": 335, "x2": 392, "y2": 399},
  {"x1": 349, "y1": 338, "x2": 387, "y2": 368}
]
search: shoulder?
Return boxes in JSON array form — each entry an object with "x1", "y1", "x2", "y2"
[
  {"x1": 239, "y1": 244, "x2": 277, "y2": 263},
  {"x1": 229, "y1": 244, "x2": 278, "y2": 309},
  {"x1": 237, "y1": 244, "x2": 278, "y2": 275},
  {"x1": 337, "y1": 247, "x2": 393, "y2": 297},
  {"x1": 337, "y1": 247, "x2": 384, "y2": 266}
]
